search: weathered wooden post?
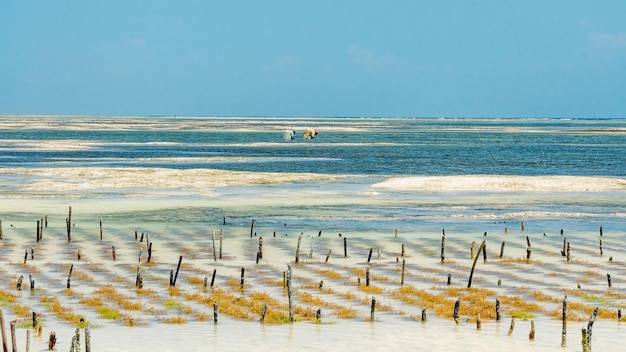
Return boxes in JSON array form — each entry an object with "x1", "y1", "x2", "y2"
[
  {"x1": 211, "y1": 230, "x2": 217, "y2": 262},
  {"x1": 99, "y1": 216, "x2": 103, "y2": 240},
  {"x1": 370, "y1": 297, "x2": 376, "y2": 322},
  {"x1": 258, "y1": 237, "x2": 263, "y2": 259},
  {"x1": 446, "y1": 273, "x2": 451, "y2": 286},
  {"x1": 85, "y1": 325, "x2": 90, "y2": 352},
  {"x1": 495, "y1": 298, "x2": 501, "y2": 322},
  {"x1": 67, "y1": 264, "x2": 73, "y2": 289},
  {"x1": 401, "y1": 259, "x2": 406, "y2": 286},
  {"x1": 482, "y1": 242, "x2": 487, "y2": 263},
  {"x1": 67, "y1": 206, "x2": 72, "y2": 242},
  {"x1": 508, "y1": 317, "x2": 515, "y2": 335},
  {"x1": 111, "y1": 246, "x2": 116, "y2": 260},
  {"x1": 470, "y1": 241, "x2": 475, "y2": 259},
  {"x1": 0, "y1": 309, "x2": 8, "y2": 352},
  {"x1": 213, "y1": 302, "x2": 218, "y2": 323},
  {"x1": 287, "y1": 264, "x2": 294, "y2": 323},
  {"x1": 499, "y1": 241, "x2": 505, "y2": 258},
  {"x1": 421, "y1": 308, "x2": 427, "y2": 322},
  {"x1": 240, "y1": 268, "x2": 245, "y2": 289},
  {"x1": 453, "y1": 299, "x2": 460, "y2": 324},
  {"x1": 9, "y1": 320, "x2": 16, "y2": 352},
  {"x1": 295, "y1": 234, "x2": 302, "y2": 263},
  {"x1": 526, "y1": 236, "x2": 531, "y2": 260},
  {"x1": 561, "y1": 295, "x2": 568, "y2": 347},
  {"x1": 476, "y1": 314, "x2": 481, "y2": 330},
  {"x1": 36, "y1": 220, "x2": 40, "y2": 243},
  {"x1": 401, "y1": 243, "x2": 405, "y2": 258},
  {"x1": 607, "y1": 273, "x2": 612, "y2": 288},
  {"x1": 468, "y1": 240, "x2": 486, "y2": 288},
  {"x1": 260, "y1": 304, "x2": 267, "y2": 323},
  {"x1": 219, "y1": 228, "x2": 223, "y2": 259},
  {"x1": 581, "y1": 328, "x2": 590, "y2": 352},
  {"x1": 210, "y1": 269, "x2": 216, "y2": 287},
  {"x1": 440, "y1": 230, "x2": 445, "y2": 263},
  {"x1": 566, "y1": 241, "x2": 570, "y2": 262},
  {"x1": 529, "y1": 320, "x2": 535, "y2": 340},
  {"x1": 316, "y1": 309, "x2": 321, "y2": 322},
  {"x1": 365, "y1": 267, "x2": 370, "y2": 287},
  {"x1": 0, "y1": 220, "x2": 3, "y2": 240},
  {"x1": 367, "y1": 248, "x2": 373, "y2": 263},
  {"x1": 171, "y1": 256, "x2": 183, "y2": 286},
  {"x1": 250, "y1": 219, "x2": 254, "y2": 238},
  {"x1": 587, "y1": 307, "x2": 598, "y2": 350},
  {"x1": 25, "y1": 330, "x2": 29, "y2": 352},
  {"x1": 325, "y1": 249, "x2": 331, "y2": 263},
  {"x1": 344, "y1": 237, "x2": 347, "y2": 258}
]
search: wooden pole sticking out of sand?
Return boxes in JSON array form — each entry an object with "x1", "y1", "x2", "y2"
[
  {"x1": 111, "y1": 246, "x2": 116, "y2": 260},
  {"x1": 421, "y1": 308, "x2": 427, "y2": 322},
  {"x1": 344, "y1": 237, "x2": 348, "y2": 258},
  {"x1": 1, "y1": 309, "x2": 8, "y2": 352},
  {"x1": 581, "y1": 328, "x2": 590, "y2": 352},
  {"x1": 240, "y1": 268, "x2": 245, "y2": 289},
  {"x1": 526, "y1": 236, "x2": 531, "y2": 260},
  {"x1": 367, "y1": 248, "x2": 373, "y2": 263},
  {"x1": 394, "y1": 228, "x2": 398, "y2": 238},
  {"x1": 36, "y1": 220, "x2": 40, "y2": 243},
  {"x1": 219, "y1": 228, "x2": 223, "y2": 259},
  {"x1": 521, "y1": 220, "x2": 525, "y2": 231},
  {"x1": 287, "y1": 264, "x2": 294, "y2": 323},
  {"x1": 213, "y1": 302, "x2": 218, "y2": 323},
  {"x1": 446, "y1": 273, "x2": 451, "y2": 286},
  {"x1": 25, "y1": 330, "x2": 29, "y2": 352},
  {"x1": 508, "y1": 317, "x2": 515, "y2": 335},
  {"x1": 67, "y1": 206, "x2": 72, "y2": 242},
  {"x1": 85, "y1": 325, "x2": 90, "y2": 352},
  {"x1": 211, "y1": 230, "x2": 217, "y2": 262},
  {"x1": 467, "y1": 240, "x2": 486, "y2": 288},
  {"x1": 476, "y1": 314, "x2": 481, "y2": 330},
  {"x1": 599, "y1": 237, "x2": 603, "y2": 256},
  {"x1": 99, "y1": 216, "x2": 102, "y2": 240},
  {"x1": 561, "y1": 238, "x2": 567, "y2": 256},
  {"x1": 9, "y1": 320, "x2": 16, "y2": 352},
  {"x1": 370, "y1": 297, "x2": 376, "y2": 322},
  {"x1": 440, "y1": 230, "x2": 445, "y2": 263},
  {"x1": 210, "y1": 269, "x2": 216, "y2": 287},
  {"x1": 453, "y1": 299, "x2": 460, "y2": 324},
  {"x1": 482, "y1": 242, "x2": 487, "y2": 263},
  {"x1": 260, "y1": 304, "x2": 267, "y2": 323},
  {"x1": 0, "y1": 220, "x2": 3, "y2": 240},
  {"x1": 500, "y1": 241, "x2": 505, "y2": 258},
  {"x1": 496, "y1": 298, "x2": 501, "y2": 322},
  {"x1": 470, "y1": 241, "x2": 475, "y2": 259},
  {"x1": 600, "y1": 225, "x2": 603, "y2": 237},
  {"x1": 529, "y1": 320, "x2": 535, "y2": 340},
  {"x1": 16, "y1": 276, "x2": 23, "y2": 291},
  {"x1": 173, "y1": 255, "x2": 183, "y2": 287},
  {"x1": 401, "y1": 243, "x2": 405, "y2": 258},
  {"x1": 566, "y1": 242, "x2": 570, "y2": 262},
  {"x1": 607, "y1": 273, "x2": 612, "y2": 288},
  {"x1": 561, "y1": 295, "x2": 568, "y2": 347},
  {"x1": 401, "y1": 259, "x2": 406, "y2": 286},
  {"x1": 366, "y1": 267, "x2": 370, "y2": 287},
  {"x1": 325, "y1": 250, "x2": 331, "y2": 263},
  {"x1": 295, "y1": 234, "x2": 302, "y2": 263},
  {"x1": 147, "y1": 242, "x2": 152, "y2": 264},
  {"x1": 587, "y1": 307, "x2": 598, "y2": 350},
  {"x1": 259, "y1": 237, "x2": 263, "y2": 260},
  {"x1": 67, "y1": 264, "x2": 73, "y2": 289},
  {"x1": 250, "y1": 219, "x2": 254, "y2": 238}
]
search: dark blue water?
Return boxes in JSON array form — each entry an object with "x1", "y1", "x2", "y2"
[{"x1": 2, "y1": 117, "x2": 625, "y2": 176}]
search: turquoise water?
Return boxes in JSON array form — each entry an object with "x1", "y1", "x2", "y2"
[{"x1": 2, "y1": 117, "x2": 626, "y2": 176}]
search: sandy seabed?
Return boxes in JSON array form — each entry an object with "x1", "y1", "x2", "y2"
[{"x1": 1, "y1": 167, "x2": 626, "y2": 351}]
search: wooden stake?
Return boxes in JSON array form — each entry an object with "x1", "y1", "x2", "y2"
[
  {"x1": 495, "y1": 298, "x2": 501, "y2": 322},
  {"x1": 295, "y1": 234, "x2": 302, "y2": 263},
  {"x1": 401, "y1": 243, "x2": 405, "y2": 258},
  {"x1": 287, "y1": 264, "x2": 294, "y2": 323},
  {"x1": 365, "y1": 267, "x2": 370, "y2": 287},
  {"x1": 211, "y1": 230, "x2": 217, "y2": 262},
  {"x1": 173, "y1": 255, "x2": 183, "y2": 286},
  {"x1": 213, "y1": 302, "x2": 218, "y2": 323},
  {"x1": 250, "y1": 219, "x2": 254, "y2": 238},
  {"x1": 210, "y1": 269, "x2": 216, "y2": 287},
  {"x1": 521, "y1": 220, "x2": 525, "y2": 231},
  {"x1": 147, "y1": 242, "x2": 152, "y2": 264},
  {"x1": 25, "y1": 330, "x2": 29, "y2": 352},
  {"x1": 111, "y1": 246, "x2": 116, "y2": 260},
  {"x1": 470, "y1": 241, "x2": 475, "y2": 259},
  {"x1": 67, "y1": 206, "x2": 72, "y2": 242},
  {"x1": 561, "y1": 295, "x2": 567, "y2": 347},
  {"x1": 219, "y1": 228, "x2": 223, "y2": 259},
  {"x1": 581, "y1": 328, "x2": 590, "y2": 352},
  {"x1": 566, "y1": 241, "x2": 570, "y2": 262},
  {"x1": 325, "y1": 249, "x2": 331, "y2": 263},
  {"x1": 500, "y1": 241, "x2": 505, "y2": 258},
  {"x1": 401, "y1": 259, "x2": 406, "y2": 286},
  {"x1": 367, "y1": 248, "x2": 373, "y2": 263},
  {"x1": 99, "y1": 216, "x2": 102, "y2": 240},
  {"x1": 476, "y1": 314, "x2": 481, "y2": 330},
  {"x1": 453, "y1": 299, "x2": 460, "y2": 324},
  {"x1": 482, "y1": 242, "x2": 487, "y2": 263},
  {"x1": 1, "y1": 309, "x2": 8, "y2": 352},
  {"x1": 446, "y1": 273, "x2": 451, "y2": 286},
  {"x1": 240, "y1": 267, "x2": 245, "y2": 289},
  {"x1": 344, "y1": 237, "x2": 347, "y2": 258},
  {"x1": 394, "y1": 228, "x2": 398, "y2": 238},
  {"x1": 467, "y1": 240, "x2": 486, "y2": 288},
  {"x1": 607, "y1": 273, "x2": 612, "y2": 288},
  {"x1": 48, "y1": 331, "x2": 56, "y2": 351},
  {"x1": 529, "y1": 320, "x2": 535, "y2": 340},
  {"x1": 421, "y1": 308, "x2": 427, "y2": 322},
  {"x1": 9, "y1": 320, "x2": 15, "y2": 352},
  {"x1": 85, "y1": 325, "x2": 90, "y2": 352},
  {"x1": 508, "y1": 317, "x2": 515, "y2": 335},
  {"x1": 587, "y1": 307, "x2": 598, "y2": 350},
  {"x1": 440, "y1": 231, "x2": 445, "y2": 263},
  {"x1": 260, "y1": 304, "x2": 267, "y2": 323},
  {"x1": 0, "y1": 220, "x2": 3, "y2": 240},
  {"x1": 370, "y1": 297, "x2": 376, "y2": 322}
]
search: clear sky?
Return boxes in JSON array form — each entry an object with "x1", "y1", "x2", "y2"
[{"x1": 2, "y1": 1, "x2": 625, "y2": 118}]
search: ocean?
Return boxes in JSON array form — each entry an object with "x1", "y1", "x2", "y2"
[{"x1": 0, "y1": 116, "x2": 625, "y2": 351}]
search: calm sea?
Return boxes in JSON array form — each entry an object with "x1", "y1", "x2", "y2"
[{"x1": 2, "y1": 117, "x2": 626, "y2": 176}]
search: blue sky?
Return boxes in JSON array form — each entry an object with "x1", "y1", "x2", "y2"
[{"x1": 2, "y1": 1, "x2": 625, "y2": 118}]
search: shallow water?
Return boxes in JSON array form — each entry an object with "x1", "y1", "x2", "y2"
[{"x1": 1, "y1": 116, "x2": 625, "y2": 351}]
